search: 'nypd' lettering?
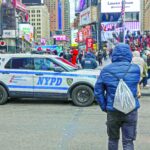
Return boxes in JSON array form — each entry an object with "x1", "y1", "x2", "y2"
[{"x1": 37, "y1": 77, "x2": 62, "y2": 86}]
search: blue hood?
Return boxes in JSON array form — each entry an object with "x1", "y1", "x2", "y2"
[
  {"x1": 85, "y1": 52, "x2": 96, "y2": 59},
  {"x1": 112, "y1": 43, "x2": 133, "y2": 62}
]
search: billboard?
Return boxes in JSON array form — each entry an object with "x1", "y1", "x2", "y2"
[
  {"x1": 22, "y1": 0, "x2": 42, "y2": 4},
  {"x1": 75, "y1": 0, "x2": 86, "y2": 13},
  {"x1": 101, "y1": 0, "x2": 140, "y2": 13},
  {"x1": 19, "y1": 24, "x2": 34, "y2": 42},
  {"x1": 71, "y1": 29, "x2": 78, "y2": 44},
  {"x1": 35, "y1": 45, "x2": 63, "y2": 55},
  {"x1": 101, "y1": 21, "x2": 141, "y2": 41},
  {"x1": 101, "y1": 22, "x2": 140, "y2": 32},
  {"x1": 80, "y1": 7, "x2": 91, "y2": 26},
  {"x1": 53, "y1": 35, "x2": 67, "y2": 41},
  {"x1": 102, "y1": 12, "x2": 139, "y2": 22}
]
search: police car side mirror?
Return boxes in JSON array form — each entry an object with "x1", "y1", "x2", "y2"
[{"x1": 54, "y1": 67, "x2": 64, "y2": 72}]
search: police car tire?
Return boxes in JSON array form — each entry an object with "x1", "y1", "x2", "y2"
[
  {"x1": 72, "y1": 85, "x2": 94, "y2": 107},
  {"x1": 0, "y1": 85, "x2": 8, "y2": 105}
]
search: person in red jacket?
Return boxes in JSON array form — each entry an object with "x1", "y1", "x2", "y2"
[{"x1": 71, "y1": 48, "x2": 79, "y2": 65}]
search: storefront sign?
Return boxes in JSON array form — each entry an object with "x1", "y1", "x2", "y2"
[
  {"x1": 80, "y1": 7, "x2": 91, "y2": 26},
  {"x1": 2, "y1": 30, "x2": 16, "y2": 38},
  {"x1": 53, "y1": 35, "x2": 67, "y2": 41},
  {"x1": 86, "y1": 38, "x2": 93, "y2": 51},
  {"x1": 77, "y1": 25, "x2": 92, "y2": 43}
]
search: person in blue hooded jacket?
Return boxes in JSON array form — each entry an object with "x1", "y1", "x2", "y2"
[
  {"x1": 81, "y1": 49, "x2": 97, "y2": 69},
  {"x1": 94, "y1": 43, "x2": 140, "y2": 150}
]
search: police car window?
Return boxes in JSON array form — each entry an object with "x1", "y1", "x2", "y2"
[
  {"x1": 34, "y1": 58, "x2": 59, "y2": 71},
  {"x1": 5, "y1": 58, "x2": 34, "y2": 70}
]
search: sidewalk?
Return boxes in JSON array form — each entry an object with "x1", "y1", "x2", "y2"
[
  {"x1": 142, "y1": 88, "x2": 150, "y2": 96},
  {"x1": 98, "y1": 59, "x2": 111, "y2": 70}
]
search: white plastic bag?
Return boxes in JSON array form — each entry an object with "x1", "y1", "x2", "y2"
[{"x1": 113, "y1": 79, "x2": 136, "y2": 114}]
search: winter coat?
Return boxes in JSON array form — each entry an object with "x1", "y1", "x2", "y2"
[
  {"x1": 94, "y1": 43, "x2": 141, "y2": 112},
  {"x1": 71, "y1": 49, "x2": 78, "y2": 65},
  {"x1": 81, "y1": 58, "x2": 97, "y2": 69},
  {"x1": 132, "y1": 51, "x2": 145, "y2": 76},
  {"x1": 85, "y1": 52, "x2": 96, "y2": 59}
]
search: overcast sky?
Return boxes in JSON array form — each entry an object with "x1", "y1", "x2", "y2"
[{"x1": 70, "y1": 0, "x2": 75, "y2": 23}]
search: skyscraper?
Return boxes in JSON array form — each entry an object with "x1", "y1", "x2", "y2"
[
  {"x1": 63, "y1": 0, "x2": 70, "y2": 39},
  {"x1": 44, "y1": 0, "x2": 70, "y2": 38},
  {"x1": 27, "y1": 5, "x2": 50, "y2": 41}
]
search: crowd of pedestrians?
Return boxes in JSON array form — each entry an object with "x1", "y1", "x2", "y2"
[
  {"x1": 124, "y1": 31, "x2": 150, "y2": 88},
  {"x1": 62, "y1": 47, "x2": 109, "y2": 69}
]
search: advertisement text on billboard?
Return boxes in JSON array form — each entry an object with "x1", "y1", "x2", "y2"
[{"x1": 101, "y1": 0, "x2": 140, "y2": 13}]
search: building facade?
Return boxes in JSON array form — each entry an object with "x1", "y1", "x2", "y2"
[
  {"x1": 0, "y1": 0, "x2": 31, "y2": 53},
  {"x1": 74, "y1": 0, "x2": 98, "y2": 51},
  {"x1": 144, "y1": 0, "x2": 150, "y2": 31},
  {"x1": 141, "y1": 0, "x2": 145, "y2": 32},
  {"x1": 62, "y1": 0, "x2": 70, "y2": 40},
  {"x1": 27, "y1": 5, "x2": 50, "y2": 42},
  {"x1": 44, "y1": 0, "x2": 70, "y2": 37},
  {"x1": 44, "y1": 0, "x2": 58, "y2": 33}
]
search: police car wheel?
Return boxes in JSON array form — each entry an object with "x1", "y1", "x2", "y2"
[
  {"x1": 72, "y1": 85, "x2": 94, "y2": 107},
  {"x1": 0, "y1": 85, "x2": 8, "y2": 105}
]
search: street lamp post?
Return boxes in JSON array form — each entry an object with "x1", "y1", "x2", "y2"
[
  {"x1": 0, "y1": 1, "x2": 3, "y2": 37},
  {"x1": 15, "y1": 15, "x2": 20, "y2": 53},
  {"x1": 97, "y1": 0, "x2": 102, "y2": 51}
]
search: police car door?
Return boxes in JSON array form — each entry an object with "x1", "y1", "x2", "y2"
[
  {"x1": 4, "y1": 57, "x2": 34, "y2": 97},
  {"x1": 33, "y1": 57, "x2": 68, "y2": 98}
]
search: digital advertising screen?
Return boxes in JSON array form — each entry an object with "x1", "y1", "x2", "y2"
[
  {"x1": 22, "y1": 0, "x2": 42, "y2": 4},
  {"x1": 101, "y1": 0, "x2": 140, "y2": 13},
  {"x1": 75, "y1": 0, "x2": 86, "y2": 14},
  {"x1": 19, "y1": 24, "x2": 34, "y2": 42}
]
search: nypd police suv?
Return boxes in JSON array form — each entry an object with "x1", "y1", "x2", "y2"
[{"x1": 0, "y1": 54, "x2": 100, "y2": 106}]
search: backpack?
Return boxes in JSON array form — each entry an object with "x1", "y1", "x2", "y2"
[{"x1": 107, "y1": 64, "x2": 136, "y2": 114}]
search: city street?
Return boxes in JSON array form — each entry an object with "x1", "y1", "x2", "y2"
[
  {"x1": 0, "y1": 0, "x2": 150, "y2": 150},
  {"x1": 0, "y1": 89, "x2": 149, "y2": 150}
]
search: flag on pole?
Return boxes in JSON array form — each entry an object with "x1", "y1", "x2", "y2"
[
  {"x1": 115, "y1": 0, "x2": 126, "y2": 29},
  {"x1": 121, "y1": 0, "x2": 126, "y2": 25}
]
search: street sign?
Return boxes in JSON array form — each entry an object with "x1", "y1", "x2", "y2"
[
  {"x1": 0, "y1": 41, "x2": 6, "y2": 46},
  {"x1": 2, "y1": 30, "x2": 16, "y2": 38}
]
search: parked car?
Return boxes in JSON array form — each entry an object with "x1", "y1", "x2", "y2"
[{"x1": 0, "y1": 54, "x2": 100, "y2": 106}]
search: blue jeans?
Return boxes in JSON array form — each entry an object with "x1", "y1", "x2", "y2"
[
  {"x1": 107, "y1": 110, "x2": 138, "y2": 150},
  {"x1": 142, "y1": 77, "x2": 148, "y2": 87},
  {"x1": 148, "y1": 71, "x2": 150, "y2": 79}
]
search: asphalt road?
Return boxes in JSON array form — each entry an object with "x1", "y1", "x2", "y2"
[{"x1": 0, "y1": 89, "x2": 149, "y2": 150}]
